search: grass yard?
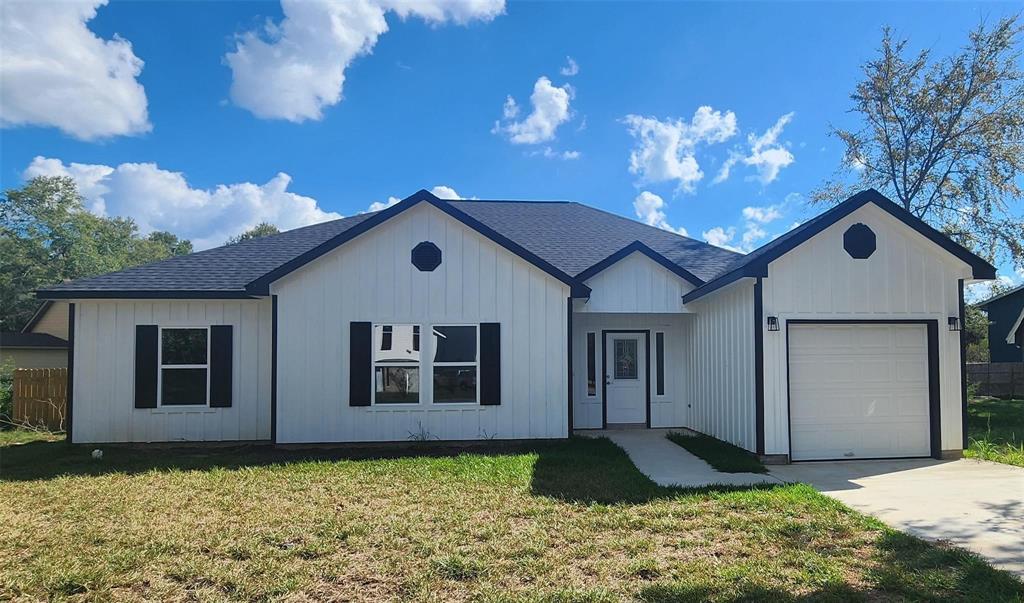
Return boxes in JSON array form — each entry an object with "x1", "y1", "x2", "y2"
[
  {"x1": 966, "y1": 397, "x2": 1024, "y2": 467},
  {"x1": 666, "y1": 432, "x2": 767, "y2": 474},
  {"x1": 1, "y1": 432, "x2": 1021, "y2": 601}
]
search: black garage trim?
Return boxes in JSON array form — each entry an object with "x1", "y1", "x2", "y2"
[
  {"x1": 566, "y1": 297, "x2": 573, "y2": 436},
  {"x1": 753, "y1": 277, "x2": 765, "y2": 456},
  {"x1": 66, "y1": 303, "x2": 75, "y2": 444},
  {"x1": 785, "y1": 319, "x2": 942, "y2": 461},
  {"x1": 683, "y1": 189, "x2": 997, "y2": 304},
  {"x1": 600, "y1": 330, "x2": 651, "y2": 429},
  {"x1": 245, "y1": 190, "x2": 591, "y2": 298},
  {"x1": 270, "y1": 295, "x2": 278, "y2": 444},
  {"x1": 958, "y1": 280, "x2": 968, "y2": 449},
  {"x1": 576, "y1": 240, "x2": 704, "y2": 287}
]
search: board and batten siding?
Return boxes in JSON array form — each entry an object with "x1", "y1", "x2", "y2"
[
  {"x1": 271, "y1": 202, "x2": 570, "y2": 443},
  {"x1": 70, "y1": 299, "x2": 273, "y2": 443},
  {"x1": 571, "y1": 312, "x2": 689, "y2": 429},
  {"x1": 684, "y1": 280, "x2": 757, "y2": 451},
  {"x1": 576, "y1": 251, "x2": 694, "y2": 314},
  {"x1": 761, "y1": 203, "x2": 973, "y2": 455}
]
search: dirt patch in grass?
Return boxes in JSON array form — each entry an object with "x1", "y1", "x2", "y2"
[
  {"x1": 0, "y1": 433, "x2": 1019, "y2": 601},
  {"x1": 666, "y1": 431, "x2": 768, "y2": 473},
  {"x1": 967, "y1": 397, "x2": 1024, "y2": 467}
]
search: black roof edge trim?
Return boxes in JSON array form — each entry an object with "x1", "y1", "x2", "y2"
[
  {"x1": 576, "y1": 240, "x2": 705, "y2": 287},
  {"x1": 681, "y1": 269, "x2": 759, "y2": 303},
  {"x1": 245, "y1": 189, "x2": 592, "y2": 298},
  {"x1": 682, "y1": 188, "x2": 996, "y2": 303},
  {"x1": 36, "y1": 290, "x2": 260, "y2": 300},
  {"x1": 975, "y1": 283, "x2": 1024, "y2": 308},
  {"x1": 21, "y1": 300, "x2": 54, "y2": 333}
]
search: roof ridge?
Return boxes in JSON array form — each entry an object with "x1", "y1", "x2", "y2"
[{"x1": 447, "y1": 198, "x2": 574, "y2": 204}]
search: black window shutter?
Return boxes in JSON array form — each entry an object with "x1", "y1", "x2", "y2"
[
  {"x1": 480, "y1": 322, "x2": 501, "y2": 406},
  {"x1": 349, "y1": 322, "x2": 372, "y2": 406},
  {"x1": 134, "y1": 325, "x2": 158, "y2": 408},
  {"x1": 209, "y1": 325, "x2": 233, "y2": 408}
]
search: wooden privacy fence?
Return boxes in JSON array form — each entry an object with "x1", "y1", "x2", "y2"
[
  {"x1": 967, "y1": 362, "x2": 1024, "y2": 400},
  {"x1": 12, "y1": 368, "x2": 67, "y2": 431}
]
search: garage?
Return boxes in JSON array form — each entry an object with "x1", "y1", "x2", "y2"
[{"x1": 788, "y1": 322, "x2": 937, "y2": 461}]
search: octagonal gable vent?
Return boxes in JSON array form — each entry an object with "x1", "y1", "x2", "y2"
[
  {"x1": 411, "y1": 241, "x2": 442, "y2": 271},
  {"x1": 843, "y1": 223, "x2": 876, "y2": 259}
]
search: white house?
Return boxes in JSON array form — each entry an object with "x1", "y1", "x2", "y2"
[{"x1": 40, "y1": 189, "x2": 994, "y2": 462}]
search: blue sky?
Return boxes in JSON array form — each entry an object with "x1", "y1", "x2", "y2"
[{"x1": 1, "y1": 1, "x2": 1020, "y2": 289}]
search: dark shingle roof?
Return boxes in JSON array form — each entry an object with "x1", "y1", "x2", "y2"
[
  {"x1": 1, "y1": 332, "x2": 68, "y2": 348},
  {"x1": 38, "y1": 193, "x2": 741, "y2": 298},
  {"x1": 449, "y1": 201, "x2": 740, "y2": 282}
]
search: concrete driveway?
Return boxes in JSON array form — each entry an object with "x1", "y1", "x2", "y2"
[{"x1": 771, "y1": 458, "x2": 1024, "y2": 577}]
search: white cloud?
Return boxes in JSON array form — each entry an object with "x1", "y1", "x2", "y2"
[
  {"x1": 493, "y1": 76, "x2": 574, "y2": 144},
  {"x1": 742, "y1": 204, "x2": 783, "y2": 224},
  {"x1": 429, "y1": 185, "x2": 462, "y2": 200},
  {"x1": 226, "y1": 0, "x2": 504, "y2": 122},
  {"x1": 633, "y1": 191, "x2": 688, "y2": 236},
  {"x1": 368, "y1": 184, "x2": 463, "y2": 211},
  {"x1": 0, "y1": 0, "x2": 150, "y2": 140},
  {"x1": 367, "y1": 196, "x2": 402, "y2": 212},
  {"x1": 24, "y1": 156, "x2": 340, "y2": 250},
  {"x1": 704, "y1": 199, "x2": 791, "y2": 253},
  {"x1": 623, "y1": 106, "x2": 737, "y2": 192},
  {"x1": 529, "y1": 147, "x2": 580, "y2": 160},
  {"x1": 714, "y1": 112, "x2": 795, "y2": 185},
  {"x1": 702, "y1": 226, "x2": 739, "y2": 252},
  {"x1": 560, "y1": 56, "x2": 579, "y2": 77}
]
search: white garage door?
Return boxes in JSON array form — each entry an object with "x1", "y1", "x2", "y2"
[{"x1": 788, "y1": 323, "x2": 931, "y2": 461}]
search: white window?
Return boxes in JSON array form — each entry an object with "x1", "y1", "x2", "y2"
[
  {"x1": 432, "y1": 325, "x2": 478, "y2": 404},
  {"x1": 374, "y1": 324, "x2": 420, "y2": 404},
  {"x1": 159, "y1": 327, "x2": 209, "y2": 406}
]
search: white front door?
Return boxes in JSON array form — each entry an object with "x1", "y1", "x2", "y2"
[
  {"x1": 788, "y1": 323, "x2": 932, "y2": 461},
  {"x1": 605, "y1": 333, "x2": 647, "y2": 425}
]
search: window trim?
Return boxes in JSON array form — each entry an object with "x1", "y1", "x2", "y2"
[
  {"x1": 655, "y1": 331, "x2": 665, "y2": 397},
  {"x1": 431, "y1": 324, "x2": 480, "y2": 405},
  {"x1": 157, "y1": 326, "x2": 210, "y2": 408},
  {"x1": 586, "y1": 332, "x2": 597, "y2": 397},
  {"x1": 372, "y1": 323, "x2": 422, "y2": 406}
]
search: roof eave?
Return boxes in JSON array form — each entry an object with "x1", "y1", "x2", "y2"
[
  {"x1": 683, "y1": 188, "x2": 996, "y2": 304},
  {"x1": 35, "y1": 289, "x2": 260, "y2": 300},
  {"x1": 576, "y1": 240, "x2": 705, "y2": 287}
]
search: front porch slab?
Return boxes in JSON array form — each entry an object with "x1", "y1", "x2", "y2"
[{"x1": 579, "y1": 428, "x2": 782, "y2": 488}]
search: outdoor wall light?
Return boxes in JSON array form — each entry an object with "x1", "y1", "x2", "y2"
[
  {"x1": 767, "y1": 316, "x2": 780, "y2": 332},
  {"x1": 948, "y1": 316, "x2": 961, "y2": 332}
]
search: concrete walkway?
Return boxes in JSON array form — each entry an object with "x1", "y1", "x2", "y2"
[
  {"x1": 581, "y1": 428, "x2": 781, "y2": 488},
  {"x1": 771, "y1": 458, "x2": 1024, "y2": 577}
]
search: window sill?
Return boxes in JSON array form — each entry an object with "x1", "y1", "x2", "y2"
[{"x1": 146, "y1": 406, "x2": 218, "y2": 414}]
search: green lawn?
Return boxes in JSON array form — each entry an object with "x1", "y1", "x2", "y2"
[
  {"x1": 666, "y1": 431, "x2": 768, "y2": 473},
  {"x1": 0, "y1": 432, "x2": 1020, "y2": 601},
  {"x1": 966, "y1": 397, "x2": 1024, "y2": 467}
]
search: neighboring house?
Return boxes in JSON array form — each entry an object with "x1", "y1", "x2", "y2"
[
  {"x1": 975, "y1": 284, "x2": 1024, "y2": 362},
  {"x1": 0, "y1": 301, "x2": 70, "y2": 369},
  {"x1": 38, "y1": 189, "x2": 994, "y2": 462}
]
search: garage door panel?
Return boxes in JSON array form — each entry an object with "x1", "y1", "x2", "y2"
[{"x1": 789, "y1": 323, "x2": 931, "y2": 461}]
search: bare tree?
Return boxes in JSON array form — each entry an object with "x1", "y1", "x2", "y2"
[{"x1": 814, "y1": 16, "x2": 1024, "y2": 270}]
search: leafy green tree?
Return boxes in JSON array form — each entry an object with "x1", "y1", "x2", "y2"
[
  {"x1": 226, "y1": 222, "x2": 280, "y2": 245},
  {"x1": 814, "y1": 16, "x2": 1024, "y2": 270},
  {"x1": 0, "y1": 176, "x2": 193, "y2": 331}
]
